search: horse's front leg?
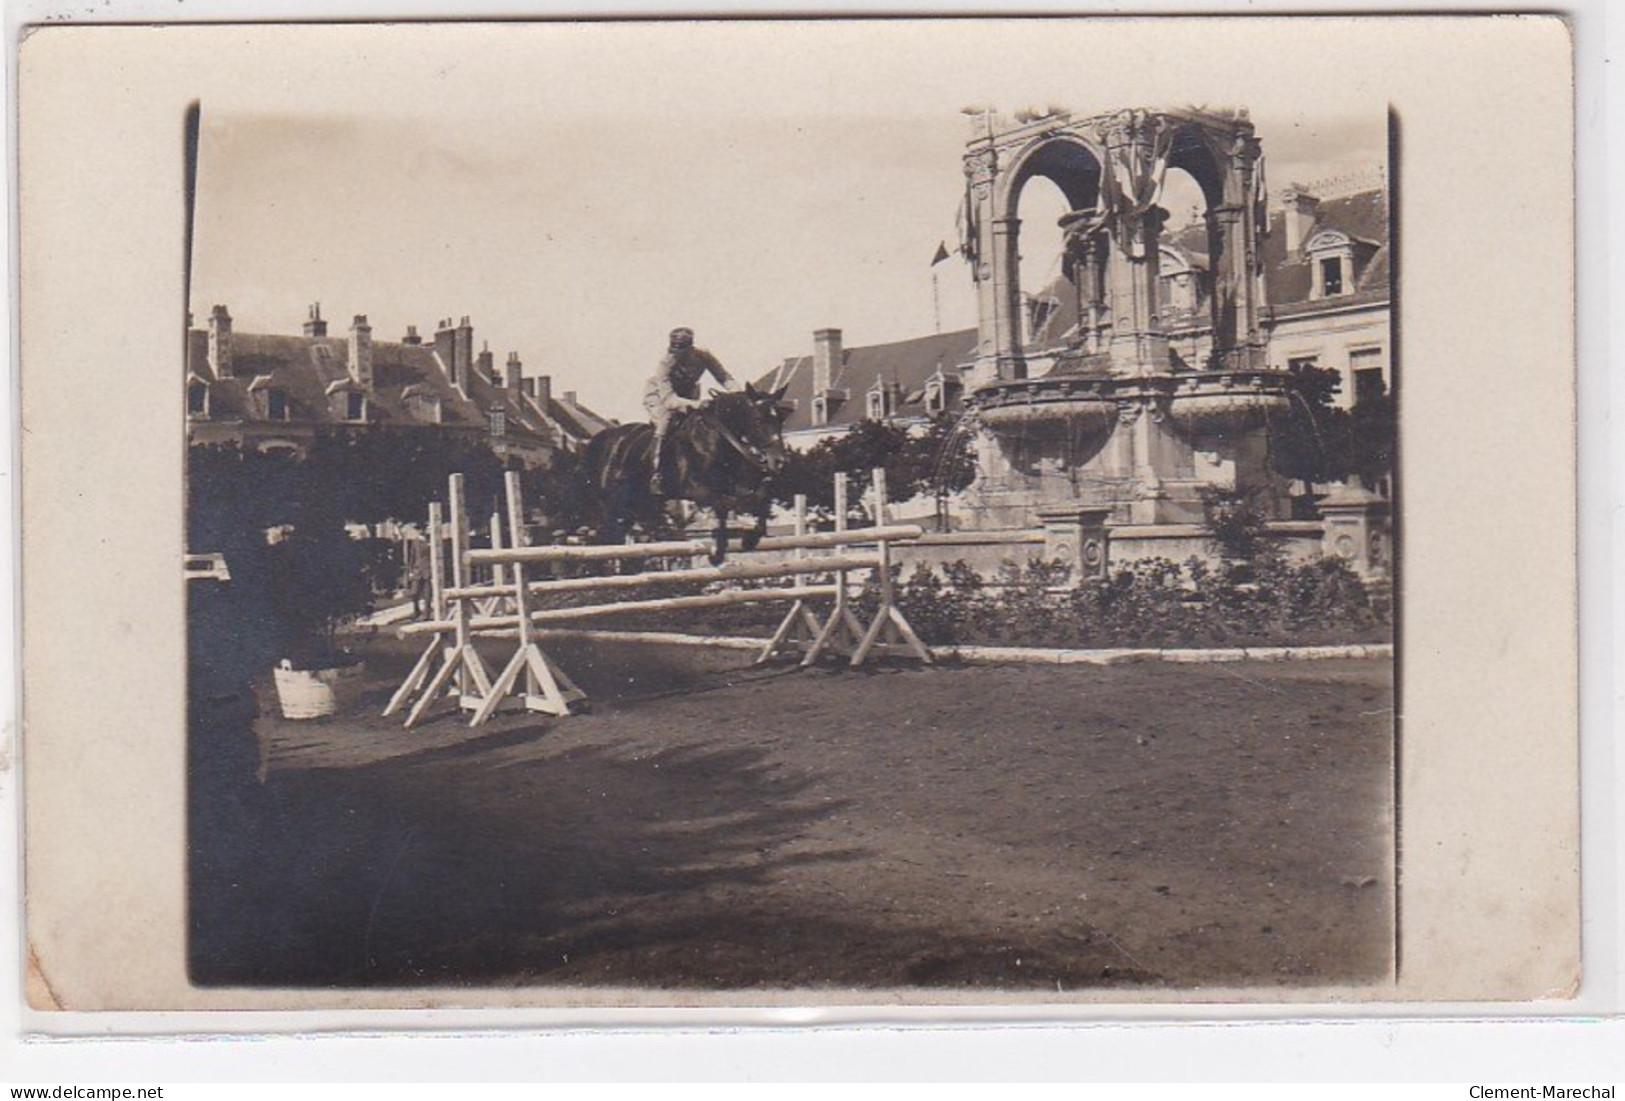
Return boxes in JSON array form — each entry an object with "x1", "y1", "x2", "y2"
[
  {"x1": 741, "y1": 498, "x2": 769, "y2": 552},
  {"x1": 709, "y1": 507, "x2": 729, "y2": 566}
]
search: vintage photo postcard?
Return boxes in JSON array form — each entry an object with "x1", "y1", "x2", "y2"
[{"x1": 16, "y1": 16, "x2": 1581, "y2": 1016}]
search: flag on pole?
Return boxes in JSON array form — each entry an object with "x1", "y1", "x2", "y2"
[{"x1": 930, "y1": 240, "x2": 951, "y2": 266}]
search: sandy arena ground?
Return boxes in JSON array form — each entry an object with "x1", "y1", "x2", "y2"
[{"x1": 189, "y1": 635, "x2": 1395, "y2": 995}]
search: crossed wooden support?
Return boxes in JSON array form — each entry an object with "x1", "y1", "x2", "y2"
[{"x1": 387, "y1": 468, "x2": 931, "y2": 729}]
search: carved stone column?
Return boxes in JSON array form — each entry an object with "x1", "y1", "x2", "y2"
[
  {"x1": 964, "y1": 145, "x2": 1004, "y2": 388},
  {"x1": 1105, "y1": 205, "x2": 1170, "y2": 377},
  {"x1": 1201, "y1": 128, "x2": 1269, "y2": 373},
  {"x1": 991, "y1": 216, "x2": 1026, "y2": 380},
  {"x1": 1063, "y1": 218, "x2": 1110, "y2": 357},
  {"x1": 1206, "y1": 203, "x2": 1243, "y2": 369}
]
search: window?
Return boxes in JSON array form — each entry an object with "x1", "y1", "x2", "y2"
[
  {"x1": 1287, "y1": 355, "x2": 1319, "y2": 374},
  {"x1": 187, "y1": 382, "x2": 208, "y2": 417},
  {"x1": 867, "y1": 389, "x2": 885, "y2": 420},
  {"x1": 267, "y1": 388, "x2": 288, "y2": 421},
  {"x1": 812, "y1": 395, "x2": 828, "y2": 427},
  {"x1": 406, "y1": 391, "x2": 442, "y2": 424},
  {"x1": 925, "y1": 381, "x2": 944, "y2": 415},
  {"x1": 1353, "y1": 369, "x2": 1385, "y2": 407},
  {"x1": 1350, "y1": 346, "x2": 1387, "y2": 406},
  {"x1": 489, "y1": 407, "x2": 506, "y2": 438},
  {"x1": 346, "y1": 390, "x2": 366, "y2": 422},
  {"x1": 1320, "y1": 257, "x2": 1344, "y2": 296}
]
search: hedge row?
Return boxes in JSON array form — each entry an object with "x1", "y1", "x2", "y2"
[{"x1": 530, "y1": 554, "x2": 1391, "y2": 651}]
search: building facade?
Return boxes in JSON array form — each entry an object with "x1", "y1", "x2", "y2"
[{"x1": 185, "y1": 304, "x2": 612, "y2": 463}]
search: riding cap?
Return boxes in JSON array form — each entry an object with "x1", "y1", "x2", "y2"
[{"x1": 668, "y1": 327, "x2": 695, "y2": 350}]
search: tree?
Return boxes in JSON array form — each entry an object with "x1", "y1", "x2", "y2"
[
  {"x1": 770, "y1": 412, "x2": 978, "y2": 523},
  {"x1": 1267, "y1": 363, "x2": 1395, "y2": 491},
  {"x1": 303, "y1": 427, "x2": 511, "y2": 528}
]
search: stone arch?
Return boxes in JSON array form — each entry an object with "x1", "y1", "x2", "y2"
[
  {"x1": 964, "y1": 108, "x2": 1267, "y2": 387},
  {"x1": 995, "y1": 134, "x2": 1105, "y2": 221},
  {"x1": 1164, "y1": 123, "x2": 1229, "y2": 211}
]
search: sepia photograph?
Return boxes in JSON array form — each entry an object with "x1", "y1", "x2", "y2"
[
  {"x1": 180, "y1": 26, "x2": 1397, "y2": 994},
  {"x1": 15, "y1": 16, "x2": 1583, "y2": 1021}
]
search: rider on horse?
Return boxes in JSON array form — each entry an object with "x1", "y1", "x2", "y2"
[{"x1": 643, "y1": 326, "x2": 736, "y2": 495}]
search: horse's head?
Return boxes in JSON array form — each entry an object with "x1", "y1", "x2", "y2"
[{"x1": 707, "y1": 383, "x2": 792, "y2": 478}]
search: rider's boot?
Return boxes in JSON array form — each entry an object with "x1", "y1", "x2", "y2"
[{"x1": 649, "y1": 429, "x2": 668, "y2": 495}]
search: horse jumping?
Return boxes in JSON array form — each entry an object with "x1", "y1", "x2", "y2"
[{"x1": 577, "y1": 383, "x2": 792, "y2": 564}]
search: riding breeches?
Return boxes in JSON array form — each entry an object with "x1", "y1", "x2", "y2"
[{"x1": 643, "y1": 379, "x2": 691, "y2": 432}]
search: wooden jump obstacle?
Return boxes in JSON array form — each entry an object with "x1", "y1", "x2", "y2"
[{"x1": 385, "y1": 468, "x2": 933, "y2": 728}]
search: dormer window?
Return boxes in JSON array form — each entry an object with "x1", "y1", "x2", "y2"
[
  {"x1": 867, "y1": 389, "x2": 885, "y2": 421},
  {"x1": 1305, "y1": 229, "x2": 1357, "y2": 299},
  {"x1": 403, "y1": 384, "x2": 442, "y2": 425},
  {"x1": 812, "y1": 395, "x2": 828, "y2": 427},
  {"x1": 187, "y1": 380, "x2": 209, "y2": 419},
  {"x1": 1320, "y1": 257, "x2": 1344, "y2": 296},
  {"x1": 488, "y1": 406, "x2": 507, "y2": 438},
  {"x1": 267, "y1": 388, "x2": 289, "y2": 422},
  {"x1": 325, "y1": 379, "x2": 368, "y2": 423},
  {"x1": 924, "y1": 380, "x2": 944, "y2": 415}
]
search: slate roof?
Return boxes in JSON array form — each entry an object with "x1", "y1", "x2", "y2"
[
  {"x1": 759, "y1": 327, "x2": 979, "y2": 435},
  {"x1": 186, "y1": 321, "x2": 610, "y2": 454},
  {"x1": 1262, "y1": 188, "x2": 1390, "y2": 312}
]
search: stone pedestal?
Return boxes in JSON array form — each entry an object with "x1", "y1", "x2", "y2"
[
  {"x1": 1318, "y1": 484, "x2": 1391, "y2": 580},
  {"x1": 1038, "y1": 506, "x2": 1113, "y2": 582}
]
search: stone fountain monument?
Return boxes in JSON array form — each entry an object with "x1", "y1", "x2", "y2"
[{"x1": 956, "y1": 106, "x2": 1298, "y2": 565}]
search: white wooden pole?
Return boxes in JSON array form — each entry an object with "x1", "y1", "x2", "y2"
[
  {"x1": 427, "y1": 501, "x2": 446, "y2": 622},
  {"x1": 463, "y1": 525, "x2": 924, "y2": 567},
  {"x1": 873, "y1": 466, "x2": 894, "y2": 608},
  {"x1": 403, "y1": 584, "x2": 843, "y2": 636},
  {"x1": 442, "y1": 552, "x2": 881, "y2": 601},
  {"x1": 448, "y1": 474, "x2": 472, "y2": 697},
  {"x1": 490, "y1": 510, "x2": 506, "y2": 590}
]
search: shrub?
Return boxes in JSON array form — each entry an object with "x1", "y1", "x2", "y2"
[{"x1": 881, "y1": 555, "x2": 1387, "y2": 650}]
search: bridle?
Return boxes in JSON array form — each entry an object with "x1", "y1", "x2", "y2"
[{"x1": 695, "y1": 401, "x2": 776, "y2": 472}]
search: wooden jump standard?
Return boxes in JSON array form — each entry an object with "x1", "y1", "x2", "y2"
[{"x1": 386, "y1": 468, "x2": 932, "y2": 728}]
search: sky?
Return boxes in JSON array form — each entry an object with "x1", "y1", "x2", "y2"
[{"x1": 189, "y1": 21, "x2": 1387, "y2": 423}]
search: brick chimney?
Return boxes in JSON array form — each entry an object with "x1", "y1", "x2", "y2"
[
  {"x1": 434, "y1": 317, "x2": 470, "y2": 394},
  {"x1": 812, "y1": 327, "x2": 843, "y2": 426},
  {"x1": 207, "y1": 305, "x2": 233, "y2": 379},
  {"x1": 533, "y1": 374, "x2": 552, "y2": 408},
  {"x1": 505, "y1": 351, "x2": 523, "y2": 391},
  {"x1": 1282, "y1": 186, "x2": 1321, "y2": 257},
  {"x1": 348, "y1": 314, "x2": 373, "y2": 387},
  {"x1": 562, "y1": 390, "x2": 577, "y2": 406},
  {"x1": 476, "y1": 341, "x2": 494, "y2": 383},
  {"x1": 454, "y1": 316, "x2": 474, "y2": 394},
  {"x1": 402, "y1": 325, "x2": 422, "y2": 346},
  {"x1": 303, "y1": 302, "x2": 327, "y2": 338}
]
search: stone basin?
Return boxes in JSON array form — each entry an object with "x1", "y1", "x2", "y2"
[
  {"x1": 970, "y1": 377, "x2": 1119, "y2": 438},
  {"x1": 1163, "y1": 373, "x2": 1294, "y2": 438},
  {"x1": 970, "y1": 369, "x2": 1296, "y2": 441}
]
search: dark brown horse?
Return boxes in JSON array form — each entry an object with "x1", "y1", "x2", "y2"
[{"x1": 578, "y1": 383, "x2": 792, "y2": 563}]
